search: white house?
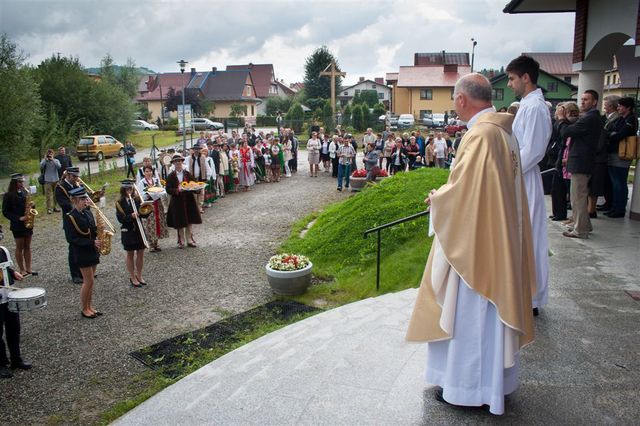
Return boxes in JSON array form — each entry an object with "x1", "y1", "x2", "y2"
[{"x1": 338, "y1": 77, "x2": 391, "y2": 109}]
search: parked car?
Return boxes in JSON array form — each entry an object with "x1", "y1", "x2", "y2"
[
  {"x1": 431, "y1": 113, "x2": 446, "y2": 128},
  {"x1": 132, "y1": 119, "x2": 159, "y2": 131},
  {"x1": 378, "y1": 114, "x2": 399, "y2": 127},
  {"x1": 444, "y1": 123, "x2": 467, "y2": 136},
  {"x1": 192, "y1": 118, "x2": 224, "y2": 130},
  {"x1": 397, "y1": 114, "x2": 415, "y2": 128},
  {"x1": 77, "y1": 135, "x2": 125, "y2": 161},
  {"x1": 422, "y1": 116, "x2": 434, "y2": 127}
]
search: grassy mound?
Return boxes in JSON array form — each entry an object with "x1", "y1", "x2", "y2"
[{"x1": 281, "y1": 167, "x2": 449, "y2": 306}]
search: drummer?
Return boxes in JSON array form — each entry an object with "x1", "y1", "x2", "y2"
[
  {"x1": 63, "y1": 187, "x2": 102, "y2": 319},
  {"x1": 165, "y1": 154, "x2": 202, "y2": 248},
  {"x1": 115, "y1": 179, "x2": 151, "y2": 287},
  {"x1": 0, "y1": 227, "x2": 30, "y2": 379},
  {"x1": 1, "y1": 173, "x2": 37, "y2": 277}
]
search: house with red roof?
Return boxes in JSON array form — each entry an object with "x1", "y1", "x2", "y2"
[
  {"x1": 136, "y1": 72, "x2": 194, "y2": 122},
  {"x1": 386, "y1": 51, "x2": 471, "y2": 119},
  {"x1": 523, "y1": 52, "x2": 578, "y2": 86},
  {"x1": 226, "y1": 63, "x2": 293, "y2": 115}
]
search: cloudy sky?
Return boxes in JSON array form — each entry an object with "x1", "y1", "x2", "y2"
[{"x1": 1, "y1": 0, "x2": 576, "y2": 85}]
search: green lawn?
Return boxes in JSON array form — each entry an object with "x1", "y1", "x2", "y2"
[{"x1": 279, "y1": 167, "x2": 450, "y2": 307}]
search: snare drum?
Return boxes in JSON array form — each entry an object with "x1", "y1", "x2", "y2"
[{"x1": 7, "y1": 287, "x2": 47, "y2": 313}]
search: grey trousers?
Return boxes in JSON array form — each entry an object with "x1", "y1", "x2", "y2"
[{"x1": 570, "y1": 173, "x2": 592, "y2": 236}]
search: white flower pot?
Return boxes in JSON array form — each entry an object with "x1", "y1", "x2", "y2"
[{"x1": 265, "y1": 262, "x2": 313, "y2": 295}]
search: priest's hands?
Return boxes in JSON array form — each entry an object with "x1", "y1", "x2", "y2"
[{"x1": 424, "y1": 189, "x2": 436, "y2": 206}]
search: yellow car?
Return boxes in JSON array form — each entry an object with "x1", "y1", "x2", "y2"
[{"x1": 77, "y1": 135, "x2": 125, "y2": 161}]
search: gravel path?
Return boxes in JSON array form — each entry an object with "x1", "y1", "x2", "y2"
[{"x1": 0, "y1": 154, "x2": 356, "y2": 425}]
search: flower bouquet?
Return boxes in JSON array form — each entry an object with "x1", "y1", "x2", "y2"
[{"x1": 268, "y1": 253, "x2": 310, "y2": 271}]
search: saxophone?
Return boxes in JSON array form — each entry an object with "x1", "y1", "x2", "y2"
[
  {"x1": 95, "y1": 210, "x2": 114, "y2": 256},
  {"x1": 24, "y1": 191, "x2": 38, "y2": 230}
]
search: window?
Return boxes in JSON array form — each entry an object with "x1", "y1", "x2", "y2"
[
  {"x1": 605, "y1": 75, "x2": 610, "y2": 85},
  {"x1": 98, "y1": 136, "x2": 106, "y2": 145},
  {"x1": 492, "y1": 88, "x2": 504, "y2": 101},
  {"x1": 355, "y1": 89, "x2": 361, "y2": 95},
  {"x1": 371, "y1": 84, "x2": 376, "y2": 89},
  {"x1": 547, "y1": 82, "x2": 558, "y2": 93},
  {"x1": 420, "y1": 89, "x2": 432, "y2": 100},
  {"x1": 244, "y1": 86, "x2": 252, "y2": 96},
  {"x1": 564, "y1": 76, "x2": 572, "y2": 83},
  {"x1": 419, "y1": 110, "x2": 432, "y2": 119},
  {"x1": 269, "y1": 85, "x2": 278, "y2": 95},
  {"x1": 343, "y1": 91, "x2": 348, "y2": 95},
  {"x1": 378, "y1": 92, "x2": 384, "y2": 99},
  {"x1": 251, "y1": 105, "x2": 254, "y2": 116}
]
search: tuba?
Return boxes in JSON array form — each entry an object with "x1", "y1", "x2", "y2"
[{"x1": 24, "y1": 191, "x2": 38, "y2": 230}]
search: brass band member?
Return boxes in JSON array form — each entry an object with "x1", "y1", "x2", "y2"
[
  {"x1": 115, "y1": 180, "x2": 150, "y2": 287},
  {"x1": 0, "y1": 231, "x2": 30, "y2": 379},
  {"x1": 165, "y1": 154, "x2": 202, "y2": 248},
  {"x1": 136, "y1": 166, "x2": 168, "y2": 252},
  {"x1": 2, "y1": 174, "x2": 37, "y2": 276},
  {"x1": 63, "y1": 187, "x2": 102, "y2": 319},
  {"x1": 55, "y1": 166, "x2": 82, "y2": 283}
]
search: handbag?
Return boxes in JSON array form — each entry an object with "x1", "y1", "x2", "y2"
[
  {"x1": 618, "y1": 135, "x2": 638, "y2": 161},
  {"x1": 38, "y1": 163, "x2": 46, "y2": 185}
]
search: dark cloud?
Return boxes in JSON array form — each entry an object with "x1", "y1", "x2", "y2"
[{"x1": 0, "y1": 0, "x2": 575, "y2": 83}]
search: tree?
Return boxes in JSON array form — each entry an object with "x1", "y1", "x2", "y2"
[
  {"x1": 285, "y1": 102, "x2": 304, "y2": 133},
  {"x1": 0, "y1": 34, "x2": 43, "y2": 171},
  {"x1": 303, "y1": 46, "x2": 342, "y2": 100},
  {"x1": 164, "y1": 87, "x2": 201, "y2": 115},
  {"x1": 230, "y1": 103, "x2": 247, "y2": 117},
  {"x1": 351, "y1": 104, "x2": 364, "y2": 131},
  {"x1": 359, "y1": 90, "x2": 379, "y2": 108},
  {"x1": 35, "y1": 53, "x2": 135, "y2": 141},
  {"x1": 361, "y1": 104, "x2": 371, "y2": 129},
  {"x1": 342, "y1": 104, "x2": 352, "y2": 127},
  {"x1": 265, "y1": 97, "x2": 293, "y2": 116},
  {"x1": 322, "y1": 100, "x2": 334, "y2": 131},
  {"x1": 373, "y1": 102, "x2": 386, "y2": 118}
]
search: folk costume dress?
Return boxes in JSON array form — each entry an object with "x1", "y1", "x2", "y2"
[
  {"x1": 137, "y1": 177, "x2": 169, "y2": 247},
  {"x1": 512, "y1": 88, "x2": 552, "y2": 309},
  {"x1": 238, "y1": 146, "x2": 255, "y2": 187},
  {"x1": 2, "y1": 189, "x2": 33, "y2": 239},
  {"x1": 406, "y1": 111, "x2": 537, "y2": 415},
  {"x1": 115, "y1": 196, "x2": 151, "y2": 251},
  {"x1": 63, "y1": 208, "x2": 100, "y2": 268},
  {"x1": 165, "y1": 170, "x2": 202, "y2": 229},
  {"x1": 228, "y1": 148, "x2": 240, "y2": 188}
]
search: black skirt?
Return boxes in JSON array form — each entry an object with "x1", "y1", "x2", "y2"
[
  {"x1": 72, "y1": 246, "x2": 100, "y2": 268},
  {"x1": 121, "y1": 228, "x2": 146, "y2": 251},
  {"x1": 11, "y1": 227, "x2": 33, "y2": 239}
]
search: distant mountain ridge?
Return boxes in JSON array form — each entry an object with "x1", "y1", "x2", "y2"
[{"x1": 84, "y1": 65, "x2": 156, "y2": 76}]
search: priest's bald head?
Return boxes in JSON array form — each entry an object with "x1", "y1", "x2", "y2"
[{"x1": 452, "y1": 73, "x2": 493, "y2": 122}]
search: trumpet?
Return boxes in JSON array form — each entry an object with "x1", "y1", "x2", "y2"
[{"x1": 77, "y1": 177, "x2": 107, "y2": 203}]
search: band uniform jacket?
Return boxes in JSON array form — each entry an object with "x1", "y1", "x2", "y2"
[
  {"x1": 63, "y1": 208, "x2": 100, "y2": 267},
  {"x1": 115, "y1": 197, "x2": 151, "y2": 250},
  {"x1": 2, "y1": 190, "x2": 32, "y2": 236},
  {"x1": 56, "y1": 180, "x2": 80, "y2": 215}
]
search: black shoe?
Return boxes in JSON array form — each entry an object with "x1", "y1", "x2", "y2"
[
  {"x1": 596, "y1": 204, "x2": 611, "y2": 211},
  {"x1": 533, "y1": 307, "x2": 539, "y2": 316},
  {"x1": 0, "y1": 366, "x2": 13, "y2": 378},
  {"x1": 10, "y1": 359, "x2": 32, "y2": 370},
  {"x1": 589, "y1": 212, "x2": 597, "y2": 219},
  {"x1": 130, "y1": 278, "x2": 142, "y2": 288},
  {"x1": 606, "y1": 212, "x2": 625, "y2": 218},
  {"x1": 81, "y1": 312, "x2": 97, "y2": 319},
  {"x1": 552, "y1": 217, "x2": 567, "y2": 221},
  {"x1": 548, "y1": 215, "x2": 556, "y2": 219},
  {"x1": 72, "y1": 276, "x2": 83, "y2": 284}
]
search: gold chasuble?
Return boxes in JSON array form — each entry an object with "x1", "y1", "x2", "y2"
[{"x1": 406, "y1": 112, "x2": 537, "y2": 352}]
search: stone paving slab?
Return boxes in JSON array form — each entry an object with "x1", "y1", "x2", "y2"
[{"x1": 115, "y1": 198, "x2": 640, "y2": 425}]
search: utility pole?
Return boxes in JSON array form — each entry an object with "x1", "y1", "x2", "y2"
[{"x1": 471, "y1": 38, "x2": 478, "y2": 72}]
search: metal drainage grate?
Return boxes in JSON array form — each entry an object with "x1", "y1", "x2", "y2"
[{"x1": 130, "y1": 300, "x2": 321, "y2": 378}]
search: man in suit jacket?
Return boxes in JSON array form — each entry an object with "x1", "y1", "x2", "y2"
[{"x1": 561, "y1": 90, "x2": 603, "y2": 238}]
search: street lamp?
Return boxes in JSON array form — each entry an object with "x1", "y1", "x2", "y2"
[
  {"x1": 177, "y1": 59, "x2": 188, "y2": 152},
  {"x1": 470, "y1": 38, "x2": 478, "y2": 73}
]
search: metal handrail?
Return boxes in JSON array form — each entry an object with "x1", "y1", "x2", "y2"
[{"x1": 363, "y1": 209, "x2": 430, "y2": 291}]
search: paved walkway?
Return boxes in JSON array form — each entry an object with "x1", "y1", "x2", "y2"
[{"x1": 114, "y1": 194, "x2": 640, "y2": 425}]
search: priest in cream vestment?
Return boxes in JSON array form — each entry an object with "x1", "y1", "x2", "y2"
[{"x1": 406, "y1": 74, "x2": 537, "y2": 415}]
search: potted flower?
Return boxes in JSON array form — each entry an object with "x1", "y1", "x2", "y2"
[
  {"x1": 265, "y1": 253, "x2": 313, "y2": 295},
  {"x1": 349, "y1": 169, "x2": 368, "y2": 191}
]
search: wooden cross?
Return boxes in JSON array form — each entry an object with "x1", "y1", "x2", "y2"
[{"x1": 319, "y1": 60, "x2": 346, "y2": 118}]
